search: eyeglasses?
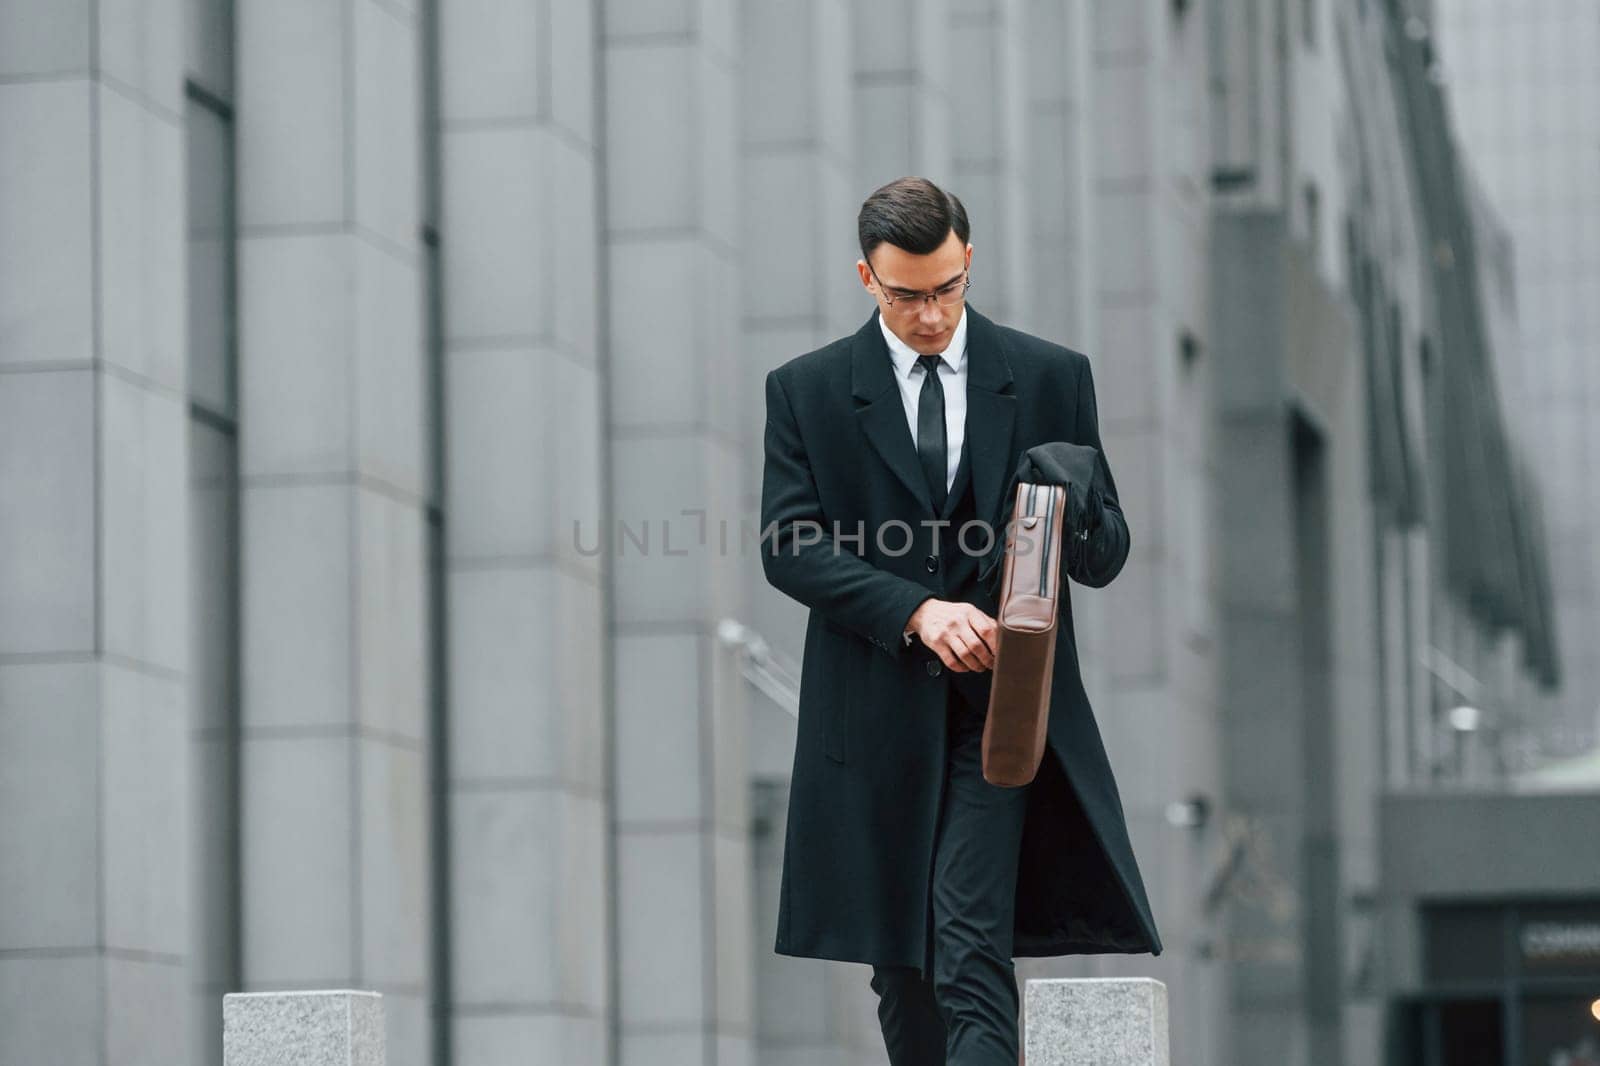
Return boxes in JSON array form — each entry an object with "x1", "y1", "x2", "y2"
[{"x1": 869, "y1": 265, "x2": 971, "y2": 311}]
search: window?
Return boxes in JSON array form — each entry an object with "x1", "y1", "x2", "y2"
[
  {"x1": 186, "y1": 85, "x2": 236, "y2": 423},
  {"x1": 1303, "y1": 181, "x2": 1322, "y2": 265}
]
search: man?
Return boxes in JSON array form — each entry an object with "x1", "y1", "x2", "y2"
[{"x1": 759, "y1": 176, "x2": 1162, "y2": 1064}]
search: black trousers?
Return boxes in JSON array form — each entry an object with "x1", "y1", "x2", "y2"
[{"x1": 870, "y1": 685, "x2": 1031, "y2": 1065}]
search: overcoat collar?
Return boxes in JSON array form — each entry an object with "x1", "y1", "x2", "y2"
[{"x1": 851, "y1": 303, "x2": 1017, "y2": 528}]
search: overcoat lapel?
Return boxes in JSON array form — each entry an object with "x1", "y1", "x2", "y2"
[
  {"x1": 851, "y1": 313, "x2": 935, "y2": 517},
  {"x1": 962, "y1": 308, "x2": 1018, "y2": 533}
]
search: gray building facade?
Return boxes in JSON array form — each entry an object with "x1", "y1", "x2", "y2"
[
  {"x1": 0, "y1": 2, "x2": 1571, "y2": 1066},
  {"x1": 1430, "y1": 0, "x2": 1600, "y2": 762}
]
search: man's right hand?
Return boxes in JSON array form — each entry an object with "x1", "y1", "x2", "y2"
[{"x1": 906, "y1": 599, "x2": 997, "y2": 673}]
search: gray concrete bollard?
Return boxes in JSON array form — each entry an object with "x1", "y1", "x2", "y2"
[
  {"x1": 224, "y1": 990, "x2": 384, "y2": 1066},
  {"x1": 1024, "y1": 977, "x2": 1169, "y2": 1066}
]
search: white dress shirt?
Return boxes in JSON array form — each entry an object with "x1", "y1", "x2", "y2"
[
  {"x1": 878, "y1": 306, "x2": 969, "y2": 496},
  {"x1": 879, "y1": 307, "x2": 969, "y2": 646}
]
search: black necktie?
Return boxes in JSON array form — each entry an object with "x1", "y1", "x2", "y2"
[{"x1": 915, "y1": 354, "x2": 947, "y2": 514}]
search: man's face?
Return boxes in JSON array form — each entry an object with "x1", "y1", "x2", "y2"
[{"x1": 857, "y1": 229, "x2": 973, "y2": 356}]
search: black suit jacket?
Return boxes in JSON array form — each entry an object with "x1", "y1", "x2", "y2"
[{"x1": 760, "y1": 303, "x2": 1162, "y2": 971}]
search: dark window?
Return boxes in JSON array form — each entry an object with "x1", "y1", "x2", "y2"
[
  {"x1": 185, "y1": 84, "x2": 237, "y2": 423},
  {"x1": 1437, "y1": 999, "x2": 1504, "y2": 1066},
  {"x1": 1178, "y1": 329, "x2": 1200, "y2": 369},
  {"x1": 1304, "y1": 181, "x2": 1322, "y2": 264}
]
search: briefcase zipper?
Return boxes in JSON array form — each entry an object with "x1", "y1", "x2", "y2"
[
  {"x1": 1038, "y1": 485, "x2": 1055, "y2": 596},
  {"x1": 1018, "y1": 483, "x2": 1056, "y2": 597}
]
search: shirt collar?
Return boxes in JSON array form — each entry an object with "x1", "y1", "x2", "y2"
[{"x1": 879, "y1": 306, "x2": 969, "y2": 380}]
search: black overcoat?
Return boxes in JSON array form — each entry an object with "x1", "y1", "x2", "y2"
[{"x1": 759, "y1": 304, "x2": 1163, "y2": 975}]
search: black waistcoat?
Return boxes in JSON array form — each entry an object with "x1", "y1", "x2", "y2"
[{"x1": 920, "y1": 432, "x2": 996, "y2": 716}]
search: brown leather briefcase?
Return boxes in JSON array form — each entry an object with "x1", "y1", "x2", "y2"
[{"x1": 981, "y1": 481, "x2": 1066, "y2": 787}]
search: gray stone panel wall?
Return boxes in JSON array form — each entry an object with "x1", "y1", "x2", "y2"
[
  {"x1": 604, "y1": 2, "x2": 754, "y2": 1063},
  {"x1": 436, "y1": 1, "x2": 610, "y2": 1064},
  {"x1": 852, "y1": 0, "x2": 956, "y2": 189},
  {"x1": 233, "y1": 1, "x2": 432, "y2": 1062},
  {"x1": 0, "y1": 1, "x2": 194, "y2": 1062}
]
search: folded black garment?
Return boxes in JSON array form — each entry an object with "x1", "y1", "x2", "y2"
[{"x1": 978, "y1": 441, "x2": 1108, "y2": 599}]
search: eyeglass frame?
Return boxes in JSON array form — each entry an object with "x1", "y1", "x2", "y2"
[{"x1": 866, "y1": 262, "x2": 972, "y2": 311}]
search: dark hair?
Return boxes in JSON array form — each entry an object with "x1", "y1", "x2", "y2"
[{"x1": 857, "y1": 176, "x2": 970, "y2": 266}]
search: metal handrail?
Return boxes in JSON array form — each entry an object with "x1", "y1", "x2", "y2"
[{"x1": 716, "y1": 618, "x2": 801, "y2": 716}]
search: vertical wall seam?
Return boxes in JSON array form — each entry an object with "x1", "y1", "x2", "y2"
[
  {"x1": 592, "y1": 0, "x2": 622, "y2": 1061},
  {"x1": 417, "y1": 0, "x2": 452, "y2": 1060},
  {"x1": 693, "y1": 17, "x2": 719, "y2": 1059},
  {"x1": 344, "y1": 0, "x2": 365, "y2": 988},
  {"x1": 88, "y1": 1, "x2": 106, "y2": 1062}
]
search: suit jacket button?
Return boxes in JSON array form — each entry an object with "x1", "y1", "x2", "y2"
[
  {"x1": 924, "y1": 554, "x2": 939, "y2": 573},
  {"x1": 926, "y1": 660, "x2": 942, "y2": 677}
]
